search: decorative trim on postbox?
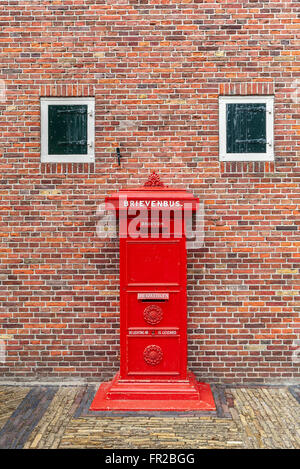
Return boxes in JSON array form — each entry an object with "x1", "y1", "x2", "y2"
[
  {"x1": 143, "y1": 305, "x2": 163, "y2": 325},
  {"x1": 143, "y1": 345, "x2": 163, "y2": 366}
]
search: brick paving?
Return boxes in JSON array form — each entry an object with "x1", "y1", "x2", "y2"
[
  {"x1": 0, "y1": 384, "x2": 299, "y2": 449},
  {"x1": 0, "y1": 386, "x2": 30, "y2": 432}
]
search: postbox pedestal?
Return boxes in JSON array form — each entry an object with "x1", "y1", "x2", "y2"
[
  {"x1": 90, "y1": 371, "x2": 215, "y2": 411},
  {"x1": 90, "y1": 173, "x2": 216, "y2": 412}
]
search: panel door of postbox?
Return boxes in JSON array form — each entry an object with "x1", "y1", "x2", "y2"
[
  {"x1": 125, "y1": 240, "x2": 183, "y2": 286},
  {"x1": 126, "y1": 334, "x2": 181, "y2": 377},
  {"x1": 120, "y1": 235, "x2": 187, "y2": 380},
  {"x1": 125, "y1": 291, "x2": 183, "y2": 329}
]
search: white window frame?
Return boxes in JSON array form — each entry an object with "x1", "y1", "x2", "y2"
[
  {"x1": 40, "y1": 97, "x2": 95, "y2": 163},
  {"x1": 219, "y1": 95, "x2": 274, "y2": 161}
]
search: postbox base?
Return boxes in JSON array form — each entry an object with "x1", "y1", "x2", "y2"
[{"x1": 90, "y1": 372, "x2": 216, "y2": 411}]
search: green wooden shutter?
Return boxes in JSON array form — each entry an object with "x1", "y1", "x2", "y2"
[
  {"x1": 48, "y1": 105, "x2": 88, "y2": 155},
  {"x1": 226, "y1": 103, "x2": 266, "y2": 154}
]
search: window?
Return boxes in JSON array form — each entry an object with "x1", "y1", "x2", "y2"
[
  {"x1": 219, "y1": 96, "x2": 274, "y2": 161},
  {"x1": 41, "y1": 97, "x2": 95, "y2": 163}
]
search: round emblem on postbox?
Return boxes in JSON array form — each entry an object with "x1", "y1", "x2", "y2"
[
  {"x1": 143, "y1": 304, "x2": 163, "y2": 325},
  {"x1": 143, "y1": 345, "x2": 163, "y2": 366}
]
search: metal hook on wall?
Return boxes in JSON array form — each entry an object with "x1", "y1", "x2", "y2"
[{"x1": 116, "y1": 147, "x2": 121, "y2": 166}]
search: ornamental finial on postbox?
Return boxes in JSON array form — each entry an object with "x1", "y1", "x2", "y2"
[{"x1": 143, "y1": 171, "x2": 167, "y2": 188}]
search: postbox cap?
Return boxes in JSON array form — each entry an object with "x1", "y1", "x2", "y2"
[{"x1": 105, "y1": 172, "x2": 199, "y2": 212}]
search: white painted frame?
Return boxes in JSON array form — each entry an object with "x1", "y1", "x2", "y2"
[
  {"x1": 40, "y1": 97, "x2": 95, "y2": 163},
  {"x1": 219, "y1": 95, "x2": 274, "y2": 161}
]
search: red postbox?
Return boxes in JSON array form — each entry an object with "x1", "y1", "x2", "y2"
[{"x1": 90, "y1": 172, "x2": 215, "y2": 411}]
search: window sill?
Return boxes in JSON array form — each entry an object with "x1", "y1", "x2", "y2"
[
  {"x1": 41, "y1": 154, "x2": 95, "y2": 163},
  {"x1": 219, "y1": 153, "x2": 274, "y2": 162}
]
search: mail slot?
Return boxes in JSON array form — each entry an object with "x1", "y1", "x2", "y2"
[{"x1": 90, "y1": 172, "x2": 216, "y2": 411}]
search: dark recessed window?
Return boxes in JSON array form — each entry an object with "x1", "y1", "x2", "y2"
[
  {"x1": 48, "y1": 104, "x2": 88, "y2": 155},
  {"x1": 219, "y1": 96, "x2": 274, "y2": 161},
  {"x1": 41, "y1": 98, "x2": 95, "y2": 163}
]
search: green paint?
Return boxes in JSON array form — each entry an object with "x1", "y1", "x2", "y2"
[
  {"x1": 48, "y1": 105, "x2": 87, "y2": 155},
  {"x1": 226, "y1": 103, "x2": 266, "y2": 153}
]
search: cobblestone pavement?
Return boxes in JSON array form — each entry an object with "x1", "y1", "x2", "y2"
[{"x1": 0, "y1": 384, "x2": 299, "y2": 449}]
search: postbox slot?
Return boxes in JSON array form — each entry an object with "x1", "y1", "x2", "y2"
[{"x1": 139, "y1": 299, "x2": 167, "y2": 303}]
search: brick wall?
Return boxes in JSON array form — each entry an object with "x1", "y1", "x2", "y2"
[{"x1": 0, "y1": 0, "x2": 299, "y2": 383}]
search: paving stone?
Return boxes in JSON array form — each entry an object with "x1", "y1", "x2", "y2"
[
  {"x1": 0, "y1": 385, "x2": 298, "y2": 449},
  {"x1": 24, "y1": 386, "x2": 84, "y2": 449},
  {"x1": 0, "y1": 387, "x2": 57, "y2": 449},
  {"x1": 0, "y1": 386, "x2": 30, "y2": 432}
]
